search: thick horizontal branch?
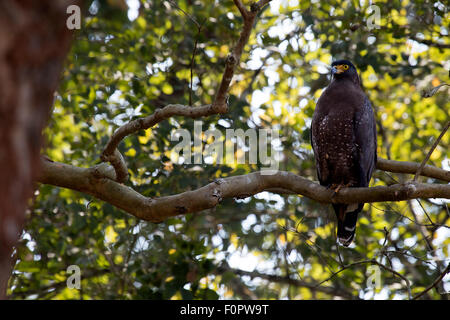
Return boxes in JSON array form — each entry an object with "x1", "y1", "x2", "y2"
[
  {"x1": 269, "y1": 158, "x2": 450, "y2": 195},
  {"x1": 377, "y1": 158, "x2": 450, "y2": 182},
  {"x1": 37, "y1": 158, "x2": 450, "y2": 223}
]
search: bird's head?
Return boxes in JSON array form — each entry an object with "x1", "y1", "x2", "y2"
[{"x1": 331, "y1": 60, "x2": 360, "y2": 84}]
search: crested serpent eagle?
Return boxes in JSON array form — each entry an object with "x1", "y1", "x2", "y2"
[{"x1": 311, "y1": 60, "x2": 377, "y2": 246}]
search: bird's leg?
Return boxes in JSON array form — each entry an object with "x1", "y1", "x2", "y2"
[
  {"x1": 332, "y1": 182, "x2": 352, "y2": 196},
  {"x1": 327, "y1": 183, "x2": 339, "y2": 190},
  {"x1": 329, "y1": 183, "x2": 341, "y2": 198},
  {"x1": 334, "y1": 183, "x2": 344, "y2": 194}
]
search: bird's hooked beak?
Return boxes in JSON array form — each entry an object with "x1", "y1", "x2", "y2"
[{"x1": 331, "y1": 65, "x2": 345, "y2": 75}]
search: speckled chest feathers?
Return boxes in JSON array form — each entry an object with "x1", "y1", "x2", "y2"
[
  {"x1": 311, "y1": 60, "x2": 377, "y2": 246},
  {"x1": 313, "y1": 79, "x2": 366, "y2": 186}
]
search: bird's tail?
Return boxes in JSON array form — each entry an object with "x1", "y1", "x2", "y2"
[{"x1": 332, "y1": 203, "x2": 363, "y2": 246}]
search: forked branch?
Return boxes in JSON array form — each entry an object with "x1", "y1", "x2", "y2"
[{"x1": 101, "y1": 1, "x2": 272, "y2": 179}]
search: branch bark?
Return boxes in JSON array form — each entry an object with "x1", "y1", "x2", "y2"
[
  {"x1": 37, "y1": 157, "x2": 450, "y2": 223},
  {"x1": 377, "y1": 158, "x2": 450, "y2": 182}
]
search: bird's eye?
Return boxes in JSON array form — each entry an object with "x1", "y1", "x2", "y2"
[{"x1": 343, "y1": 65, "x2": 349, "y2": 70}]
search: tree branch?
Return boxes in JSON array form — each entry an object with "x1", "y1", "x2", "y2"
[
  {"x1": 100, "y1": 111, "x2": 449, "y2": 186},
  {"x1": 101, "y1": 103, "x2": 215, "y2": 158},
  {"x1": 37, "y1": 157, "x2": 450, "y2": 223},
  {"x1": 233, "y1": 0, "x2": 249, "y2": 19},
  {"x1": 101, "y1": 1, "x2": 272, "y2": 176},
  {"x1": 100, "y1": 149, "x2": 128, "y2": 183},
  {"x1": 211, "y1": 0, "x2": 268, "y2": 113},
  {"x1": 377, "y1": 158, "x2": 450, "y2": 182},
  {"x1": 271, "y1": 158, "x2": 450, "y2": 195},
  {"x1": 412, "y1": 262, "x2": 450, "y2": 300}
]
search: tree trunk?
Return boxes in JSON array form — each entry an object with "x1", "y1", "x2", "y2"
[{"x1": 0, "y1": 0, "x2": 78, "y2": 299}]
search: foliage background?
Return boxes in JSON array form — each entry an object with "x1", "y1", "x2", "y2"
[{"x1": 8, "y1": 0, "x2": 449, "y2": 299}]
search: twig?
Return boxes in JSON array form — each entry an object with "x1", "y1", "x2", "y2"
[
  {"x1": 251, "y1": 0, "x2": 272, "y2": 12},
  {"x1": 168, "y1": 0, "x2": 207, "y2": 106},
  {"x1": 289, "y1": 227, "x2": 337, "y2": 274},
  {"x1": 189, "y1": 19, "x2": 207, "y2": 106},
  {"x1": 167, "y1": 0, "x2": 201, "y2": 29},
  {"x1": 380, "y1": 227, "x2": 389, "y2": 251},
  {"x1": 421, "y1": 83, "x2": 450, "y2": 98},
  {"x1": 215, "y1": 263, "x2": 356, "y2": 299},
  {"x1": 371, "y1": 203, "x2": 449, "y2": 229},
  {"x1": 413, "y1": 263, "x2": 450, "y2": 300},
  {"x1": 415, "y1": 199, "x2": 435, "y2": 227},
  {"x1": 315, "y1": 259, "x2": 412, "y2": 299},
  {"x1": 414, "y1": 121, "x2": 450, "y2": 181}
]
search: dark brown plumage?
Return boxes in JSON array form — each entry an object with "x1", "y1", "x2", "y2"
[{"x1": 311, "y1": 60, "x2": 377, "y2": 246}]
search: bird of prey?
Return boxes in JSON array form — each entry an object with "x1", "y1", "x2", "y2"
[{"x1": 311, "y1": 60, "x2": 377, "y2": 246}]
